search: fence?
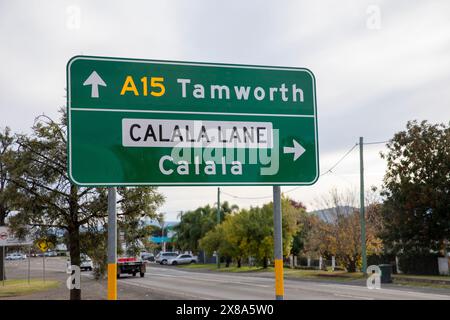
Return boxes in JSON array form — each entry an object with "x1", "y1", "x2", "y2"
[{"x1": 283, "y1": 255, "x2": 339, "y2": 271}]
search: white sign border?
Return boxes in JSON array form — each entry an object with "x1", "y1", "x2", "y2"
[{"x1": 67, "y1": 56, "x2": 319, "y2": 186}]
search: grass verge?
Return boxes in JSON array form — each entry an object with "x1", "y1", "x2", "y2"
[
  {"x1": 178, "y1": 264, "x2": 273, "y2": 273},
  {"x1": 178, "y1": 263, "x2": 364, "y2": 281},
  {"x1": 178, "y1": 263, "x2": 214, "y2": 270},
  {"x1": 283, "y1": 269, "x2": 365, "y2": 281},
  {"x1": 0, "y1": 279, "x2": 60, "y2": 298}
]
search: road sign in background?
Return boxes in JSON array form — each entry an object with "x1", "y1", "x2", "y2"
[
  {"x1": 67, "y1": 56, "x2": 319, "y2": 186},
  {"x1": 0, "y1": 226, "x2": 33, "y2": 247},
  {"x1": 36, "y1": 239, "x2": 53, "y2": 252}
]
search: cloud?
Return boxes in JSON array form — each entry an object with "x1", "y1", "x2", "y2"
[{"x1": 1, "y1": 0, "x2": 449, "y2": 220}]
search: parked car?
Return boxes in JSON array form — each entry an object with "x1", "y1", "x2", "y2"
[
  {"x1": 167, "y1": 254, "x2": 197, "y2": 265},
  {"x1": 66, "y1": 254, "x2": 94, "y2": 272},
  {"x1": 6, "y1": 252, "x2": 27, "y2": 260},
  {"x1": 155, "y1": 252, "x2": 178, "y2": 265},
  {"x1": 141, "y1": 252, "x2": 155, "y2": 262},
  {"x1": 44, "y1": 251, "x2": 58, "y2": 257},
  {"x1": 80, "y1": 254, "x2": 93, "y2": 271}
]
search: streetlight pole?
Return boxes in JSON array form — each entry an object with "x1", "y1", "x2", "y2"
[
  {"x1": 359, "y1": 137, "x2": 367, "y2": 274},
  {"x1": 161, "y1": 223, "x2": 165, "y2": 252},
  {"x1": 217, "y1": 187, "x2": 220, "y2": 269},
  {"x1": 107, "y1": 187, "x2": 117, "y2": 300},
  {"x1": 273, "y1": 186, "x2": 284, "y2": 300}
]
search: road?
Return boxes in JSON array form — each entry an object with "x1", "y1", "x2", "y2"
[
  {"x1": 4, "y1": 258, "x2": 450, "y2": 300},
  {"x1": 2, "y1": 257, "x2": 180, "y2": 300},
  {"x1": 119, "y1": 265, "x2": 450, "y2": 300}
]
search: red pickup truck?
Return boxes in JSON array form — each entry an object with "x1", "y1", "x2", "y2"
[{"x1": 117, "y1": 256, "x2": 146, "y2": 278}]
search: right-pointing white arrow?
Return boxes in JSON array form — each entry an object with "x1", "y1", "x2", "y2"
[
  {"x1": 283, "y1": 139, "x2": 306, "y2": 161},
  {"x1": 83, "y1": 70, "x2": 107, "y2": 98}
]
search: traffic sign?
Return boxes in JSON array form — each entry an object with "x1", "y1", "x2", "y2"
[
  {"x1": 0, "y1": 226, "x2": 33, "y2": 246},
  {"x1": 67, "y1": 56, "x2": 319, "y2": 186},
  {"x1": 36, "y1": 239, "x2": 52, "y2": 252}
]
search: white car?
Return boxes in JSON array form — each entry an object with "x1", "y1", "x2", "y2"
[
  {"x1": 44, "y1": 251, "x2": 58, "y2": 257},
  {"x1": 67, "y1": 254, "x2": 94, "y2": 272},
  {"x1": 167, "y1": 254, "x2": 198, "y2": 265},
  {"x1": 155, "y1": 252, "x2": 179, "y2": 265},
  {"x1": 80, "y1": 254, "x2": 93, "y2": 271},
  {"x1": 6, "y1": 252, "x2": 27, "y2": 260}
]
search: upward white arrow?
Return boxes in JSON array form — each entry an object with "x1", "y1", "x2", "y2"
[
  {"x1": 83, "y1": 71, "x2": 107, "y2": 98},
  {"x1": 283, "y1": 139, "x2": 306, "y2": 161}
]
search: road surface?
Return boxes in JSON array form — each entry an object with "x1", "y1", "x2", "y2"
[
  {"x1": 119, "y1": 265, "x2": 450, "y2": 300},
  {"x1": 4, "y1": 258, "x2": 450, "y2": 300}
]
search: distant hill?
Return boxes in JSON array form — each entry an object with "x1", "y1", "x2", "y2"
[{"x1": 310, "y1": 206, "x2": 357, "y2": 223}]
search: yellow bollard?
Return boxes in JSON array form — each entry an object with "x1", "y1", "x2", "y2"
[
  {"x1": 274, "y1": 259, "x2": 284, "y2": 299},
  {"x1": 107, "y1": 263, "x2": 117, "y2": 300}
]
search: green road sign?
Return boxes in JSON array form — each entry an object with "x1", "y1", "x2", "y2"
[{"x1": 67, "y1": 56, "x2": 319, "y2": 186}]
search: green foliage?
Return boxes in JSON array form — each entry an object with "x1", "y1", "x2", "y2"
[
  {"x1": 80, "y1": 226, "x2": 107, "y2": 280},
  {"x1": 380, "y1": 120, "x2": 450, "y2": 255},
  {"x1": 117, "y1": 187, "x2": 164, "y2": 257},
  {"x1": 199, "y1": 196, "x2": 304, "y2": 268},
  {"x1": 0, "y1": 127, "x2": 15, "y2": 226},
  {"x1": 173, "y1": 201, "x2": 238, "y2": 253},
  {"x1": 302, "y1": 189, "x2": 383, "y2": 272},
  {"x1": 397, "y1": 250, "x2": 439, "y2": 275},
  {"x1": 0, "y1": 127, "x2": 16, "y2": 281},
  {"x1": 5, "y1": 111, "x2": 164, "y2": 298}
]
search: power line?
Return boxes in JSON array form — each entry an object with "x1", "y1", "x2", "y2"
[
  {"x1": 221, "y1": 143, "x2": 359, "y2": 200},
  {"x1": 282, "y1": 142, "x2": 361, "y2": 194},
  {"x1": 363, "y1": 140, "x2": 389, "y2": 145},
  {"x1": 320, "y1": 143, "x2": 358, "y2": 176},
  {"x1": 220, "y1": 139, "x2": 389, "y2": 201},
  {"x1": 221, "y1": 190, "x2": 273, "y2": 200}
]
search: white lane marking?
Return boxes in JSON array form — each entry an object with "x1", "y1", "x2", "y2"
[
  {"x1": 147, "y1": 267, "x2": 450, "y2": 300},
  {"x1": 122, "y1": 278, "x2": 212, "y2": 300},
  {"x1": 145, "y1": 271, "x2": 270, "y2": 288},
  {"x1": 148, "y1": 268, "x2": 274, "y2": 282},
  {"x1": 333, "y1": 293, "x2": 374, "y2": 300},
  {"x1": 315, "y1": 283, "x2": 450, "y2": 300}
]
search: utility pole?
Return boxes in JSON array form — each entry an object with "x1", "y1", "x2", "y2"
[
  {"x1": 107, "y1": 187, "x2": 117, "y2": 300},
  {"x1": 216, "y1": 187, "x2": 220, "y2": 269},
  {"x1": 161, "y1": 222, "x2": 164, "y2": 252},
  {"x1": 273, "y1": 186, "x2": 284, "y2": 300},
  {"x1": 359, "y1": 137, "x2": 367, "y2": 274}
]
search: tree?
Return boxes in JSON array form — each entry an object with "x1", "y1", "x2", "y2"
[
  {"x1": 199, "y1": 223, "x2": 229, "y2": 264},
  {"x1": 0, "y1": 127, "x2": 16, "y2": 281},
  {"x1": 380, "y1": 120, "x2": 450, "y2": 255},
  {"x1": 199, "y1": 196, "x2": 303, "y2": 268},
  {"x1": 173, "y1": 205, "x2": 214, "y2": 253},
  {"x1": 174, "y1": 201, "x2": 238, "y2": 253},
  {"x1": 154, "y1": 212, "x2": 166, "y2": 251},
  {"x1": 118, "y1": 188, "x2": 164, "y2": 256},
  {"x1": 7, "y1": 112, "x2": 164, "y2": 299},
  {"x1": 289, "y1": 200, "x2": 309, "y2": 256},
  {"x1": 79, "y1": 224, "x2": 107, "y2": 280},
  {"x1": 303, "y1": 189, "x2": 383, "y2": 272}
]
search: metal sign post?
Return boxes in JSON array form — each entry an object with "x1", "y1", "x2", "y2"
[
  {"x1": 28, "y1": 246, "x2": 31, "y2": 284},
  {"x1": 42, "y1": 252, "x2": 45, "y2": 283},
  {"x1": 35, "y1": 239, "x2": 50, "y2": 283},
  {"x1": 273, "y1": 186, "x2": 284, "y2": 300},
  {"x1": 217, "y1": 187, "x2": 221, "y2": 269},
  {"x1": 2, "y1": 246, "x2": 4, "y2": 286},
  {"x1": 107, "y1": 187, "x2": 117, "y2": 300}
]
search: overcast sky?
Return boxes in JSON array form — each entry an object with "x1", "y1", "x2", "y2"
[{"x1": 1, "y1": 0, "x2": 449, "y2": 221}]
